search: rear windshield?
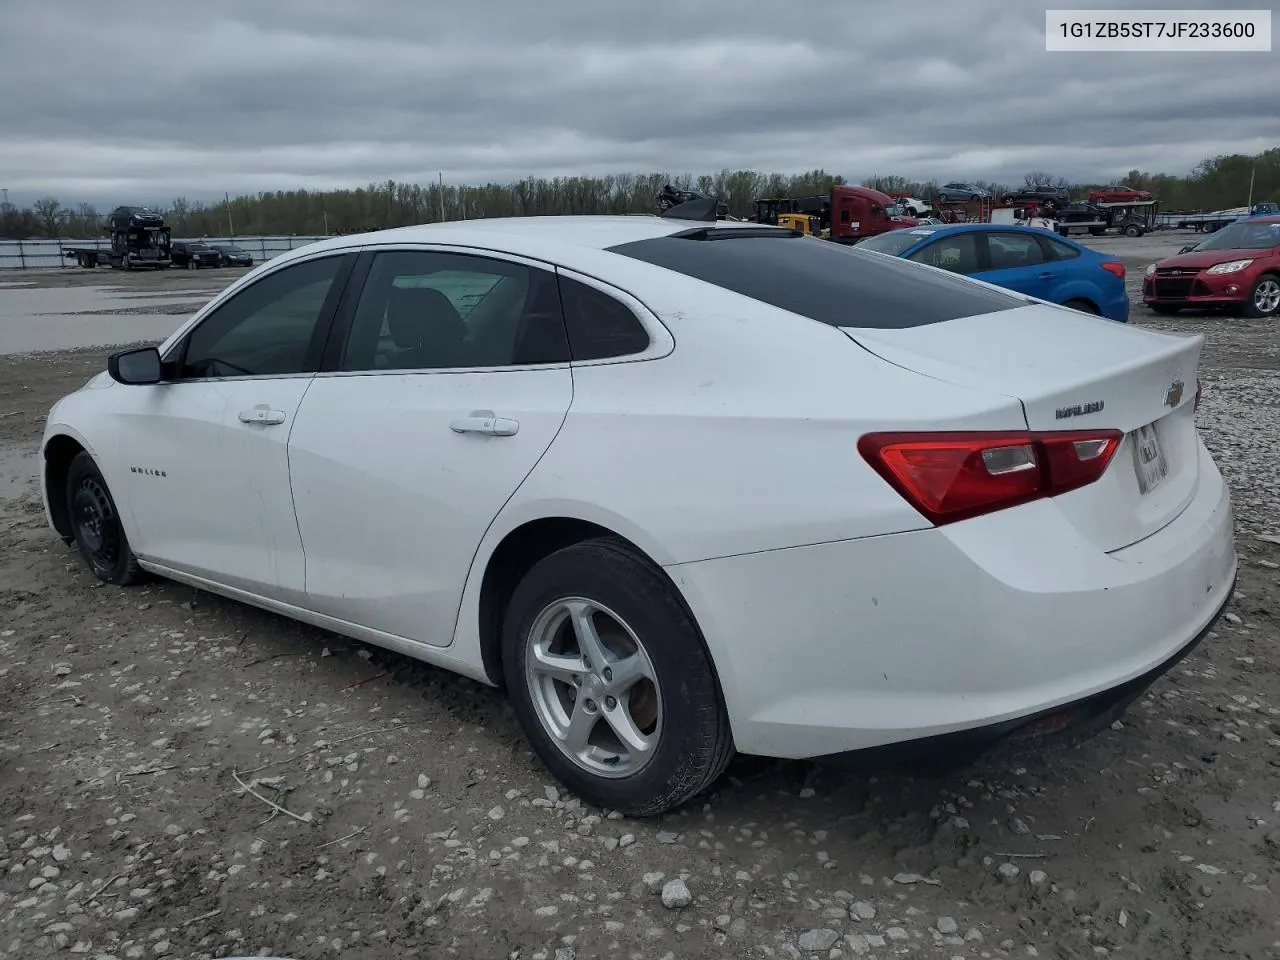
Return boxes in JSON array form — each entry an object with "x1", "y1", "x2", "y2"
[{"x1": 606, "y1": 233, "x2": 1023, "y2": 328}]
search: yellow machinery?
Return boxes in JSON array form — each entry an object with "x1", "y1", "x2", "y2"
[
  {"x1": 755, "y1": 199, "x2": 827, "y2": 237},
  {"x1": 776, "y1": 212, "x2": 824, "y2": 235}
]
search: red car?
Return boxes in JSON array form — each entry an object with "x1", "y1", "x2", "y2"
[
  {"x1": 1143, "y1": 215, "x2": 1280, "y2": 318},
  {"x1": 1088, "y1": 186, "x2": 1154, "y2": 204}
]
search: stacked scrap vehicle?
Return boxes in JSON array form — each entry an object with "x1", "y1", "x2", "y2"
[{"x1": 63, "y1": 206, "x2": 173, "y2": 270}]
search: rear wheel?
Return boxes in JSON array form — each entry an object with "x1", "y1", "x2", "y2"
[
  {"x1": 503, "y1": 537, "x2": 733, "y2": 817},
  {"x1": 66, "y1": 452, "x2": 144, "y2": 586},
  {"x1": 1243, "y1": 275, "x2": 1280, "y2": 318}
]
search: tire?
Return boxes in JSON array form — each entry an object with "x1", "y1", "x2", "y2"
[
  {"x1": 502, "y1": 537, "x2": 734, "y2": 817},
  {"x1": 1123, "y1": 224, "x2": 1142, "y2": 238},
  {"x1": 1243, "y1": 274, "x2": 1280, "y2": 319},
  {"x1": 1149, "y1": 304, "x2": 1182, "y2": 316},
  {"x1": 65, "y1": 452, "x2": 144, "y2": 586},
  {"x1": 187, "y1": 259, "x2": 196, "y2": 270},
  {"x1": 1063, "y1": 299, "x2": 1099, "y2": 315},
  {"x1": 970, "y1": 194, "x2": 980, "y2": 201}
]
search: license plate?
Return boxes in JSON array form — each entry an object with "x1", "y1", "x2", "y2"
[{"x1": 1131, "y1": 423, "x2": 1168, "y2": 495}]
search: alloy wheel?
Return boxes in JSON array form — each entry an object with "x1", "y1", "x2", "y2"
[
  {"x1": 524, "y1": 597, "x2": 663, "y2": 778},
  {"x1": 1254, "y1": 278, "x2": 1280, "y2": 316}
]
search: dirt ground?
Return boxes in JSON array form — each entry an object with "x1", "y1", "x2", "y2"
[{"x1": 1, "y1": 245, "x2": 1279, "y2": 960}]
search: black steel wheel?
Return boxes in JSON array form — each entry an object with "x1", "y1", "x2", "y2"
[{"x1": 66, "y1": 451, "x2": 144, "y2": 585}]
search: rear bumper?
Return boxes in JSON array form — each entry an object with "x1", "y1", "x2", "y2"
[{"x1": 668, "y1": 440, "x2": 1236, "y2": 760}]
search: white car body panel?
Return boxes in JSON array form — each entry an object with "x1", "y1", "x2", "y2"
[
  {"x1": 38, "y1": 214, "x2": 1237, "y2": 765},
  {"x1": 288, "y1": 364, "x2": 573, "y2": 646},
  {"x1": 107, "y1": 376, "x2": 314, "y2": 600},
  {"x1": 842, "y1": 306, "x2": 1204, "y2": 551},
  {"x1": 669, "y1": 440, "x2": 1234, "y2": 757}
]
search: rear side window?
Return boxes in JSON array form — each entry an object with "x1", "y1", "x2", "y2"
[
  {"x1": 1039, "y1": 235, "x2": 1082, "y2": 261},
  {"x1": 557, "y1": 276, "x2": 650, "y2": 360},
  {"x1": 606, "y1": 234, "x2": 1023, "y2": 329}
]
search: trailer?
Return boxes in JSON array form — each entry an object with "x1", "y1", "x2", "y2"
[
  {"x1": 1053, "y1": 199, "x2": 1158, "y2": 238},
  {"x1": 1174, "y1": 201, "x2": 1280, "y2": 232},
  {"x1": 63, "y1": 206, "x2": 173, "y2": 270}
]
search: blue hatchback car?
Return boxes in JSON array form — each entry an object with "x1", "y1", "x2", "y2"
[{"x1": 858, "y1": 223, "x2": 1130, "y2": 322}]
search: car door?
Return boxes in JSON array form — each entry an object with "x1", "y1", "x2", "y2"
[
  {"x1": 287, "y1": 247, "x2": 575, "y2": 647},
  {"x1": 971, "y1": 230, "x2": 1063, "y2": 300},
  {"x1": 110, "y1": 252, "x2": 354, "y2": 603}
]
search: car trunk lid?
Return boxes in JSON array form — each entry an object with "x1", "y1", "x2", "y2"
[{"x1": 841, "y1": 304, "x2": 1204, "y2": 552}]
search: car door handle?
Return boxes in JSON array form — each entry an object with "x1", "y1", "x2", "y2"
[
  {"x1": 1037, "y1": 271, "x2": 1055, "y2": 280},
  {"x1": 450, "y1": 412, "x2": 519, "y2": 437},
  {"x1": 238, "y1": 405, "x2": 287, "y2": 425}
]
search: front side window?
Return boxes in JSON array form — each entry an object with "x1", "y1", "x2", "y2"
[
  {"x1": 178, "y1": 255, "x2": 345, "y2": 379},
  {"x1": 907, "y1": 233, "x2": 980, "y2": 273},
  {"x1": 340, "y1": 250, "x2": 570, "y2": 372}
]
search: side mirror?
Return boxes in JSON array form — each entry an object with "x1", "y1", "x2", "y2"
[{"x1": 108, "y1": 346, "x2": 163, "y2": 385}]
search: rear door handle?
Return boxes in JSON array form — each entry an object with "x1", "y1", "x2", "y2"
[
  {"x1": 238, "y1": 405, "x2": 287, "y2": 425},
  {"x1": 450, "y1": 412, "x2": 519, "y2": 437}
]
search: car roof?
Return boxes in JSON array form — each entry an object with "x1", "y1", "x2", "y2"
[
  {"x1": 903, "y1": 223, "x2": 1076, "y2": 240},
  {"x1": 264, "y1": 215, "x2": 776, "y2": 271}
]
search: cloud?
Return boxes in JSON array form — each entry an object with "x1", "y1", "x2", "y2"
[{"x1": 0, "y1": 0, "x2": 1277, "y2": 207}]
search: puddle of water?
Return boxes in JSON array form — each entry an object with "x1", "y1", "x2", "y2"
[
  {"x1": 0, "y1": 447, "x2": 38, "y2": 502},
  {"x1": 0, "y1": 283, "x2": 210, "y2": 354},
  {"x1": 0, "y1": 312, "x2": 189, "y2": 354}
]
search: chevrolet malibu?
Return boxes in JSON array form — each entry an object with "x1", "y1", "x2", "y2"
[
  {"x1": 1143, "y1": 216, "x2": 1280, "y2": 318},
  {"x1": 41, "y1": 214, "x2": 1237, "y2": 816}
]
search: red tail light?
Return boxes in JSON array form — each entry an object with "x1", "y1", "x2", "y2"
[
  {"x1": 858, "y1": 429, "x2": 1123, "y2": 525},
  {"x1": 1100, "y1": 261, "x2": 1126, "y2": 279}
]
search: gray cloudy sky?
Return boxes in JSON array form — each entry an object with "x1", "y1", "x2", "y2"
[{"x1": 1, "y1": 0, "x2": 1277, "y2": 207}]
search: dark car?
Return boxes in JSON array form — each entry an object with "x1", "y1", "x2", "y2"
[
  {"x1": 171, "y1": 241, "x2": 222, "y2": 269},
  {"x1": 1142, "y1": 216, "x2": 1280, "y2": 318},
  {"x1": 208, "y1": 243, "x2": 253, "y2": 267},
  {"x1": 1001, "y1": 187, "x2": 1070, "y2": 207}
]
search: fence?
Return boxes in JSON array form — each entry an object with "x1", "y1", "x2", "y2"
[{"x1": 0, "y1": 235, "x2": 329, "y2": 271}]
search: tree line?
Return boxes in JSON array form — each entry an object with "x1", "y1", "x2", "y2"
[{"x1": 2, "y1": 147, "x2": 1276, "y2": 240}]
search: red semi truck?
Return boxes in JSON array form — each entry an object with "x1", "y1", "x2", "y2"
[{"x1": 755, "y1": 185, "x2": 919, "y2": 243}]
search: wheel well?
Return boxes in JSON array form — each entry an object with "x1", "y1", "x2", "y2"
[
  {"x1": 1063, "y1": 297, "x2": 1099, "y2": 315},
  {"x1": 477, "y1": 518, "x2": 649, "y2": 688},
  {"x1": 43, "y1": 435, "x2": 86, "y2": 541}
]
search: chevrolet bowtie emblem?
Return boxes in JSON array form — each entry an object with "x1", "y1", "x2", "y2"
[{"x1": 1164, "y1": 379, "x2": 1184, "y2": 408}]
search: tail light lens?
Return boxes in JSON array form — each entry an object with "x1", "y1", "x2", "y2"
[
  {"x1": 858, "y1": 429, "x2": 1123, "y2": 525},
  {"x1": 1100, "y1": 260, "x2": 1126, "y2": 279}
]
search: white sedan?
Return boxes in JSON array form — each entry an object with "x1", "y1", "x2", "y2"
[{"x1": 40, "y1": 210, "x2": 1237, "y2": 816}]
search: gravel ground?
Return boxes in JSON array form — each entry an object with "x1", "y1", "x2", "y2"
[{"x1": 1, "y1": 246, "x2": 1279, "y2": 960}]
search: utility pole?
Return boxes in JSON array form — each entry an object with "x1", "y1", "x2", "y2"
[
  {"x1": 225, "y1": 192, "x2": 234, "y2": 237},
  {"x1": 1, "y1": 187, "x2": 8, "y2": 207},
  {"x1": 1246, "y1": 164, "x2": 1256, "y2": 209},
  {"x1": 438, "y1": 172, "x2": 445, "y2": 222}
]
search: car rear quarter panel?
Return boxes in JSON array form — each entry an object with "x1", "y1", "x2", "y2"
[{"x1": 494, "y1": 265, "x2": 1030, "y2": 566}]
